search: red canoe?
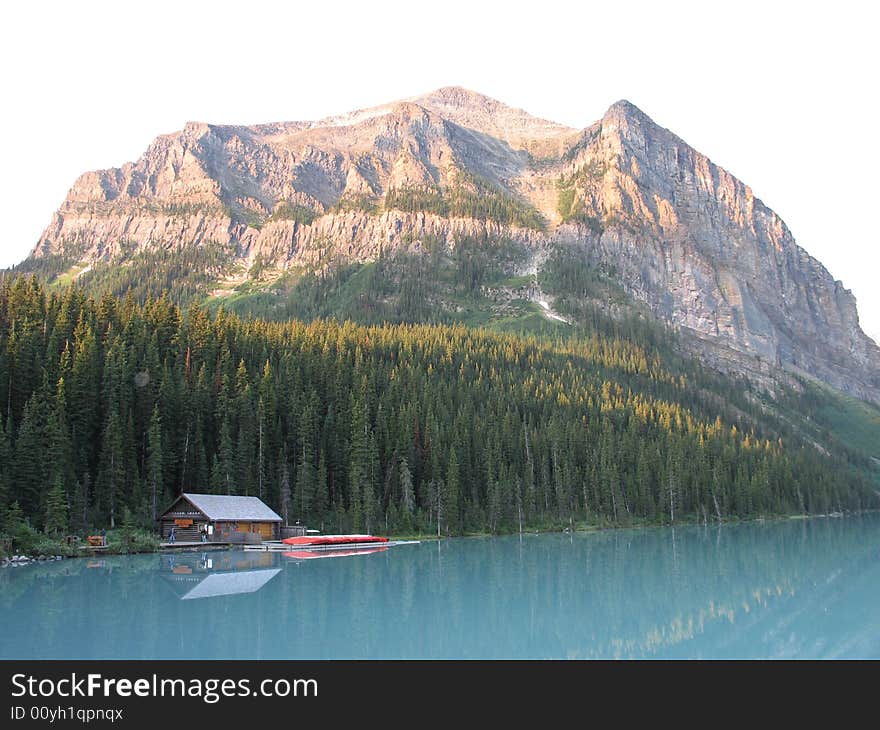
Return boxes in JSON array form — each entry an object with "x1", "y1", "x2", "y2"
[{"x1": 281, "y1": 534, "x2": 389, "y2": 547}]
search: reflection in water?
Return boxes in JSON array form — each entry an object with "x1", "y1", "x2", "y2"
[
  {"x1": 161, "y1": 553, "x2": 282, "y2": 600},
  {"x1": 2, "y1": 514, "x2": 880, "y2": 658},
  {"x1": 283, "y1": 546, "x2": 389, "y2": 561}
]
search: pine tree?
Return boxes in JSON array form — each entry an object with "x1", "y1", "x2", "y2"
[
  {"x1": 296, "y1": 401, "x2": 316, "y2": 523},
  {"x1": 44, "y1": 476, "x2": 69, "y2": 536},
  {"x1": 399, "y1": 456, "x2": 415, "y2": 526},
  {"x1": 47, "y1": 377, "x2": 74, "y2": 498},
  {"x1": 363, "y1": 432, "x2": 379, "y2": 534},
  {"x1": 314, "y1": 451, "x2": 329, "y2": 525},
  {"x1": 146, "y1": 406, "x2": 163, "y2": 520},
  {"x1": 666, "y1": 447, "x2": 679, "y2": 524},
  {"x1": 348, "y1": 393, "x2": 370, "y2": 531},
  {"x1": 12, "y1": 392, "x2": 49, "y2": 521},
  {"x1": 429, "y1": 479, "x2": 444, "y2": 538},
  {"x1": 0, "y1": 416, "x2": 10, "y2": 512},
  {"x1": 444, "y1": 449, "x2": 460, "y2": 535},
  {"x1": 3, "y1": 500, "x2": 26, "y2": 536},
  {"x1": 98, "y1": 411, "x2": 125, "y2": 528},
  {"x1": 69, "y1": 315, "x2": 100, "y2": 477},
  {"x1": 70, "y1": 476, "x2": 90, "y2": 532},
  {"x1": 279, "y1": 455, "x2": 292, "y2": 526},
  {"x1": 216, "y1": 415, "x2": 234, "y2": 494}
]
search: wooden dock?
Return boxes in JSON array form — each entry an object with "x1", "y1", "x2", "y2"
[{"x1": 160, "y1": 541, "x2": 233, "y2": 551}]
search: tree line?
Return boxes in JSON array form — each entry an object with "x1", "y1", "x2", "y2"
[{"x1": 0, "y1": 275, "x2": 875, "y2": 540}]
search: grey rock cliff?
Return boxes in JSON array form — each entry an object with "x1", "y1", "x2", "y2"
[{"x1": 29, "y1": 87, "x2": 880, "y2": 404}]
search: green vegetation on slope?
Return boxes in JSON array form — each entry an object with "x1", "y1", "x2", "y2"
[
  {"x1": 0, "y1": 276, "x2": 875, "y2": 547},
  {"x1": 556, "y1": 160, "x2": 607, "y2": 231},
  {"x1": 270, "y1": 202, "x2": 319, "y2": 225},
  {"x1": 12, "y1": 238, "x2": 92, "y2": 284},
  {"x1": 809, "y1": 384, "x2": 880, "y2": 458},
  {"x1": 385, "y1": 174, "x2": 546, "y2": 231},
  {"x1": 37, "y1": 242, "x2": 237, "y2": 305},
  {"x1": 207, "y1": 235, "x2": 536, "y2": 329},
  {"x1": 329, "y1": 194, "x2": 380, "y2": 215},
  {"x1": 773, "y1": 379, "x2": 880, "y2": 486}
]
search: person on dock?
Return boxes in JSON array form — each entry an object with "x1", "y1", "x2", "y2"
[
  {"x1": 200, "y1": 527, "x2": 207, "y2": 543},
  {"x1": 169, "y1": 526, "x2": 176, "y2": 544}
]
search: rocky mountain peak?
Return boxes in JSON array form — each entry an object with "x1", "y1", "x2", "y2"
[
  {"x1": 411, "y1": 85, "x2": 500, "y2": 110},
  {"x1": 407, "y1": 87, "x2": 577, "y2": 151},
  {"x1": 597, "y1": 99, "x2": 668, "y2": 151},
  {"x1": 25, "y1": 89, "x2": 880, "y2": 404},
  {"x1": 602, "y1": 99, "x2": 648, "y2": 120},
  {"x1": 182, "y1": 121, "x2": 211, "y2": 137}
]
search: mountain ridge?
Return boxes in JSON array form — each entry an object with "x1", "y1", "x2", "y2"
[{"x1": 22, "y1": 87, "x2": 880, "y2": 405}]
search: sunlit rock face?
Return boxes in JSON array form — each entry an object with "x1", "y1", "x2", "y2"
[{"x1": 30, "y1": 87, "x2": 880, "y2": 404}]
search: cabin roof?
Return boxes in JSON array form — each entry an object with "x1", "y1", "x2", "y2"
[
  {"x1": 162, "y1": 493, "x2": 283, "y2": 522},
  {"x1": 180, "y1": 570, "x2": 282, "y2": 600}
]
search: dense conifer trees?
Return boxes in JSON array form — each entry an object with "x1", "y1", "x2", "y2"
[{"x1": 0, "y1": 275, "x2": 875, "y2": 536}]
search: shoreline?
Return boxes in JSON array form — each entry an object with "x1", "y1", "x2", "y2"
[
  {"x1": 387, "y1": 508, "x2": 872, "y2": 543},
  {"x1": 3, "y1": 509, "x2": 872, "y2": 566}
]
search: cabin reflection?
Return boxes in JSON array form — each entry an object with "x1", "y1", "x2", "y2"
[{"x1": 160, "y1": 552, "x2": 281, "y2": 600}]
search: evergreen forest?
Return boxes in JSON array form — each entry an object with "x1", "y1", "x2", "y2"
[{"x1": 0, "y1": 271, "x2": 877, "y2": 542}]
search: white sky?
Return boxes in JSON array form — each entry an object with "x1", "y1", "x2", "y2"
[{"x1": 1, "y1": 0, "x2": 878, "y2": 342}]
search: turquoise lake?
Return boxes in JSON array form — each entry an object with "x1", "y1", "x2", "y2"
[{"x1": 3, "y1": 514, "x2": 880, "y2": 659}]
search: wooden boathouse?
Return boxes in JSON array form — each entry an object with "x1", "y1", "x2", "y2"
[{"x1": 158, "y1": 493, "x2": 283, "y2": 543}]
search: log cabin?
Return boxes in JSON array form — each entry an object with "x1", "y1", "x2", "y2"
[{"x1": 158, "y1": 493, "x2": 283, "y2": 543}]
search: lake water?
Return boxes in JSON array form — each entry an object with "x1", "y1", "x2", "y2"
[{"x1": 3, "y1": 514, "x2": 880, "y2": 659}]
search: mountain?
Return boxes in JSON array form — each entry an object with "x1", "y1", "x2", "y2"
[
  {"x1": 23, "y1": 87, "x2": 880, "y2": 405},
  {"x1": 5, "y1": 91, "x2": 880, "y2": 541}
]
